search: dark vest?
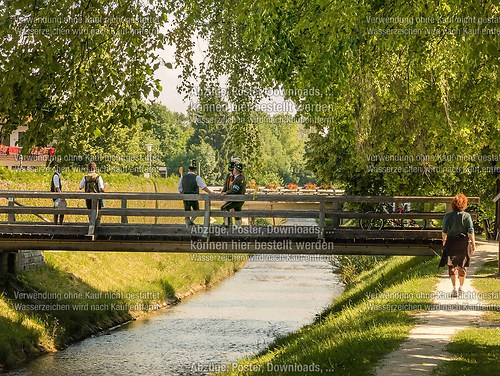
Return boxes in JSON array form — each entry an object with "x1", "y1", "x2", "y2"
[
  {"x1": 84, "y1": 173, "x2": 100, "y2": 193},
  {"x1": 182, "y1": 173, "x2": 199, "y2": 194}
]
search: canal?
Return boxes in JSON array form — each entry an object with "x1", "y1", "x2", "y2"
[{"x1": 8, "y1": 255, "x2": 342, "y2": 375}]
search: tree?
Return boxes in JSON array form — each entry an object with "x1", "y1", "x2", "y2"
[
  {"x1": 144, "y1": 103, "x2": 192, "y2": 175},
  {"x1": 0, "y1": 0, "x2": 167, "y2": 151},
  {"x1": 166, "y1": 0, "x2": 499, "y2": 205},
  {"x1": 254, "y1": 113, "x2": 309, "y2": 185}
]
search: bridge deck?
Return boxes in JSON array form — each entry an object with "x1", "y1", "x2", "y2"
[{"x1": 0, "y1": 223, "x2": 442, "y2": 255}]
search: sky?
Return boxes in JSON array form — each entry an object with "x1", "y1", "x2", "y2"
[
  {"x1": 153, "y1": 38, "x2": 295, "y2": 116},
  {"x1": 154, "y1": 43, "x2": 192, "y2": 114}
]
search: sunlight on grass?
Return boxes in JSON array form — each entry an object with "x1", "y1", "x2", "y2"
[
  {"x1": 434, "y1": 328, "x2": 500, "y2": 376},
  {"x1": 218, "y1": 256, "x2": 439, "y2": 375}
]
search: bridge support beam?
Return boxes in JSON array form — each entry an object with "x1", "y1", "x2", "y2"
[
  {"x1": 0, "y1": 239, "x2": 439, "y2": 256},
  {"x1": 0, "y1": 252, "x2": 8, "y2": 273}
]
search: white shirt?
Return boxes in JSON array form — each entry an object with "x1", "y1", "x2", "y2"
[
  {"x1": 79, "y1": 174, "x2": 104, "y2": 191},
  {"x1": 177, "y1": 172, "x2": 207, "y2": 193},
  {"x1": 52, "y1": 173, "x2": 61, "y2": 190}
]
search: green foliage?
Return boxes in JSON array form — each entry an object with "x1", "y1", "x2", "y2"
[
  {"x1": 167, "y1": 0, "x2": 499, "y2": 205},
  {"x1": 0, "y1": 1, "x2": 167, "y2": 151},
  {"x1": 186, "y1": 92, "x2": 311, "y2": 185},
  {"x1": 40, "y1": 98, "x2": 310, "y2": 185},
  {"x1": 140, "y1": 103, "x2": 193, "y2": 176}
]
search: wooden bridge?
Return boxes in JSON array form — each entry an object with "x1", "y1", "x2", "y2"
[{"x1": 0, "y1": 191, "x2": 480, "y2": 257}]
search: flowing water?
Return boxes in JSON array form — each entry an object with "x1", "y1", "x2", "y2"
[{"x1": 9, "y1": 255, "x2": 342, "y2": 376}]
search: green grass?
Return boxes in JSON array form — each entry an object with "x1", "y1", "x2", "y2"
[
  {"x1": 433, "y1": 328, "x2": 500, "y2": 376},
  {"x1": 218, "y1": 256, "x2": 440, "y2": 375},
  {"x1": 0, "y1": 251, "x2": 244, "y2": 371},
  {"x1": 470, "y1": 261, "x2": 500, "y2": 322},
  {"x1": 433, "y1": 261, "x2": 500, "y2": 376}
]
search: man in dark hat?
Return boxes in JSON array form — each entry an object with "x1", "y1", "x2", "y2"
[
  {"x1": 178, "y1": 160, "x2": 213, "y2": 227},
  {"x1": 222, "y1": 156, "x2": 240, "y2": 194},
  {"x1": 221, "y1": 162, "x2": 246, "y2": 227}
]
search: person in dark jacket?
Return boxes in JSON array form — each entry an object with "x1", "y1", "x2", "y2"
[
  {"x1": 221, "y1": 162, "x2": 246, "y2": 227},
  {"x1": 440, "y1": 194, "x2": 476, "y2": 297},
  {"x1": 178, "y1": 160, "x2": 213, "y2": 227}
]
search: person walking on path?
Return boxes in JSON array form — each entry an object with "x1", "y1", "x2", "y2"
[
  {"x1": 178, "y1": 160, "x2": 213, "y2": 227},
  {"x1": 375, "y1": 241, "x2": 496, "y2": 376},
  {"x1": 50, "y1": 165, "x2": 65, "y2": 225},
  {"x1": 221, "y1": 162, "x2": 246, "y2": 227},
  {"x1": 439, "y1": 193, "x2": 476, "y2": 297},
  {"x1": 79, "y1": 162, "x2": 105, "y2": 223}
]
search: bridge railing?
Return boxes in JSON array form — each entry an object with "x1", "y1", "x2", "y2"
[{"x1": 0, "y1": 191, "x2": 479, "y2": 241}]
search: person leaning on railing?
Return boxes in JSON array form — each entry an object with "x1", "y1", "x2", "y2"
[
  {"x1": 439, "y1": 194, "x2": 476, "y2": 298},
  {"x1": 221, "y1": 162, "x2": 246, "y2": 227},
  {"x1": 50, "y1": 165, "x2": 65, "y2": 225}
]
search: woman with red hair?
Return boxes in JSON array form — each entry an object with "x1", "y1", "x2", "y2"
[{"x1": 439, "y1": 194, "x2": 476, "y2": 297}]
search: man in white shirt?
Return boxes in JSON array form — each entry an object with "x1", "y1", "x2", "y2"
[
  {"x1": 50, "y1": 165, "x2": 65, "y2": 224},
  {"x1": 178, "y1": 160, "x2": 212, "y2": 227}
]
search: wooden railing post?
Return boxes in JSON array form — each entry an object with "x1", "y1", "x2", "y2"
[
  {"x1": 445, "y1": 202, "x2": 452, "y2": 212},
  {"x1": 87, "y1": 198, "x2": 99, "y2": 240},
  {"x1": 318, "y1": 200, "x2": 325, "y2": 240},
  {"x1": 7, "y1": 198, "x2": 15, "y2": 223},
  {"x1": 121, "y1": 199, "x2": 128, "y2": 224},
  {"x1": 204, "y1": 195, "x2": 211, "y2": 229},
  {"x1": 331, "y1": 199, "x2": 340, "y2": 229}
]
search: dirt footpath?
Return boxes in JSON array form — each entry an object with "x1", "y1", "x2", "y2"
[{"x1": 374, "y1": 241, "x2": 498, "y2": 376}]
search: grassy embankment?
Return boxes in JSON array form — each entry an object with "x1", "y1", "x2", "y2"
[
  {"x1": 434, "y1": 260, "x2": 500, "y2": 376},
  {"x1": 219, "y1": 255, "x2": 440, "y2": 375},
  {"x1": 0, "y1": 169, "x2": 244, "y2": 372}
]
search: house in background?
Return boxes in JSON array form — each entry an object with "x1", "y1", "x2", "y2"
[{"x1": 0, "y1": 119, "x2": 54, "y2": 170}]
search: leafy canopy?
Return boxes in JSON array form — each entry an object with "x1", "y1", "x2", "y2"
[
  {"x1": 0, "y1": 0, "x2": 168, "y2": 150},
  {"x1": 167, "y1": 0, "x2": 499, "y2": 205}
]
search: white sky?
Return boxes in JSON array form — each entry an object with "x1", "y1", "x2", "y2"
[
  {"x1": 153, "y1": 38, "x2": 295, "y2": 115},
  {"x1": 154, "y1": 43, "x2": 192, "y2": 114}
]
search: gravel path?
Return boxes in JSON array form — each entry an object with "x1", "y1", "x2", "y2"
[{"x1": 374, "y1": 241, "x2": 498, "y2": 375}]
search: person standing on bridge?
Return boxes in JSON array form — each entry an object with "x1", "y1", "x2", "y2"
[
  {"x1": 50, "y1": 165, "x2": 65, "y2": 225},
  {"x1": 79, "y1": 162, "x2": 105, "y2": 210},
  {"x1": 178, "y1": 160, "x2": 213, "y2": 227},
  {"x1": 221, "y1": 162, "x2": 246, "y2": 227},
  {"x1": 222, "y1": 156, "x2": 240, "y2": 194},
  {"x1": 440, "y1": 194, "x2": 476, "y2": 298}
]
